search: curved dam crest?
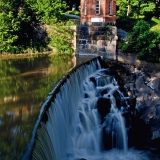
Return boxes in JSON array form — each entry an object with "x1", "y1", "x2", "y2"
[
  {"x1": 23, "y1": 56, "x2": 154, "y2": 160},
  {"x1": 23, "y1": 57, "x2": 102, "y2": 159}
]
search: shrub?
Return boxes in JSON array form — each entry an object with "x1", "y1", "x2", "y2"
[
  {"x1": 121, "y1": 20, "x2": 160, "y2": 62},
  {"x1": 137, "y1": 32, "x2": 160, "y2": 62}
]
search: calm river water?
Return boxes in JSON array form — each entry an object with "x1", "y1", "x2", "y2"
[{"x1": 0, "y1": 54, "x2": 90, "y2": 160}]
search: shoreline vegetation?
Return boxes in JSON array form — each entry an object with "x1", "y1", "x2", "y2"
[
  {"x1": 0, "y1": 0, "x2": 159, "y2": 62},
  {"x1": 0, "y1": 51, "x2": 55, "y2": 60},
  {"x1": 0, "y1": 0, "x2": 75, "y2": 56},
  {"x1": 0, "y1": 46, "x2": 75, "y2": 60}
]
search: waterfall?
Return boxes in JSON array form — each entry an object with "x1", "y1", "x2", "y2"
[
  {"x1": 67, "y1": 68, "x2": 129, "y2": 160},
  {"x1": 29, "y1": 57, "x2": 150, "y2": 160}
]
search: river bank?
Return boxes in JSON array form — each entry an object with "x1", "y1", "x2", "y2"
[{"x1": 0, "y1": 52, "x2": 56, "y2": 60}]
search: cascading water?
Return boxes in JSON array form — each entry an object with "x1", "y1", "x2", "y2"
[
  {"x1": 67, "y1": 68, "x2": 129, "y2": 160},
  {"x1": 30, "y1": 57, "x2": 151, "y2": 160}
]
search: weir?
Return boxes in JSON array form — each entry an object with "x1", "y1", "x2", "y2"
[{"x1": 23, "y1": 56, "x2": 151, "y2": 160}]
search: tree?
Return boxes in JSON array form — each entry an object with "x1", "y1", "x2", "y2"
[
  {"x1": 116, "y1": 0, "x2": 128, "y2": 18},
  {"x1": 121, "y1": 20, "x2": 160, "y2": 62},
  {"x1": 0, "y1": 0, "x2": 70, "y2": 53},
  {"x1": 26, "y1": 0, "x2": 68, "y2": 24},
  {"x1": 131, "y1": 0, "x2": 155, "y2": 20},
  {"x1": 116, "y1": 0, "x2": 156, "y2": 19},
  {"x1": 0, "y1": 0, "x2": 36, "y2": 53},
  {"x1": 48, "y1": 21, "x2": 74, "y2": 54}
]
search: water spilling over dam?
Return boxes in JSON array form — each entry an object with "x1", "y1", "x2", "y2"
[{"x1": 23, "y1": 57, "x2": 152, "y2": 160}]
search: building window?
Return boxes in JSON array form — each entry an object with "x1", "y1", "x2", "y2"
[
  {"x1": 84, "y1": 1, "x2": 87, "y2": 15},
  {"x1": 95, "y1": 0, "x2": 100, "y2": 15},
  {"x1": 109, "y1": 0, "x2": 112, "y2": 15}
]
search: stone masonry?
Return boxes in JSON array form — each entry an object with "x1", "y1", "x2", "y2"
[{"x1": 76, "y1": 0, "x2": 117, "y2": 59}]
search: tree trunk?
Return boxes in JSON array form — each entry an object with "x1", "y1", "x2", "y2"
[{"x1": 127, "y1": 0, "x2": 130, "y2": 16}]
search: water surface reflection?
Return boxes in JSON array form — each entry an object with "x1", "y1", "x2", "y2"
[{"x1": 0, "y1": 55, "x2": 74, "y2": 160}]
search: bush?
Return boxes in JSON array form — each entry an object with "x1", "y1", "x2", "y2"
[
  {"x1": 121, "y1": 20, "x2": 160, "y2": 62},
  {"x1": 47, "y1": 22, "x2": 74, "y2": 55},
  {"x1": 0, "y1": 0, "x2": 69, "y2": 54},
  {"x1": 137, "y1": 32, "x2": 160, "y2": 62}
]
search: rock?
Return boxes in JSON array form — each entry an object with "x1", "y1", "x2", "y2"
[
  {"x1": 113, "y1": 90, "x2": 127, "y2": 109},
  {"x1": 141, "y1": 106, "x2": 156, "y2": 123},
  {"x1": 104, "y1": 58, "x2": 160, "y2": 146},
  {"x1": 152, "y1": 77, "x2": 160, "y2": 94},
  {"x1": 97, "y1": 97, "x2": 111, "y2": 120}
]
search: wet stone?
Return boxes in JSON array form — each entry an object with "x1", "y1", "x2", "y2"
[{"x1": 97, "y1": 97, "x2": 111, "y2": 118}]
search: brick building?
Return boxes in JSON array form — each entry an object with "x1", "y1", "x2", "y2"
[
  {"x1": 76, "y1": 0, "x2": 117, "y2": 59},
  {"x1": 80, "y1": 0, "x2": 116, "y2": 24}
]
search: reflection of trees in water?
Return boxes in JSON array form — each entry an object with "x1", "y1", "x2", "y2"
[
  {"x1": 0, "y1": 55, "x2": 74, "y2": 159},
  {"x1": 0, "y1": 55, "x2": 74, "y2": 99},
  {"x1": 3, "y1": 109, "x2": 34, "y2": 159},
  {"x1": 0, "y1": 102, "x2": 40, "y2": 159}
]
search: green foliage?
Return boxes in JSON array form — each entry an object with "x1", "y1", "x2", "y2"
[
  {"x1": 150, "y1": 17, "x2": 160, "y2": 33},
  {"x1": 116, "y1": 0, "x2": 128, "y2": 18},
  {"x1": 117, "y1": 0, "x2": 160, "y2": 62},
  {"x1": 136, "y1": 32, "x2": 160, "y2": 62},
  {"x1": 66, "y1": 10, "x2": 80, "y2": 16},
  {"x1": 48, "y1": 21, "x2": 74, "y2": 55},
  {"x1": 26, "y1": 0, "x2": 68, "y2": 24},
  {"x1": 121, "y1": 20, "x2": 160, "y2": 62},
  {"x1": 0, "y1": 0, "x2": 35, "y2": 53},
  {"x1": 131, "y1": 0, "x2": 156, "y2": 20},
  {"x1": 123, "y1": 20, "x2": 150, "y2": 49},
  {"x1": 116, "y1": 0, "x2": 156, "y2": 21},
  {"x1": 0, "y1": 11, "x2": 19, "y2": 53},
  {"x1": 0, "y1": 0, "x2": 74, "y2": 54}
]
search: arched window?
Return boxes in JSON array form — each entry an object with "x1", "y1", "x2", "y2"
[
  {"x1": 84, "y1": 1, "x2": 87, "y2": 15},
  {"x1": 95, "y1": 0, "x2": 100, "y2": 15},
  {"x1": 109, "y1": 0, "x2": 112, "y2": 15}
]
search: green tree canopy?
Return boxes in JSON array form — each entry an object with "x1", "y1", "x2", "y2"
[
  {"x1": 117, "y1": 0, "x2": 156, "y2": 19},
  {"x1": 26, "y1": 0, "x2": 68, "y2": 24},
  {"x1": 121, "y1": 20, "x2": 160, "y2": 62},
  {"x1": 0, "y1": 0, "x2": 69, "y2": 54}
]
